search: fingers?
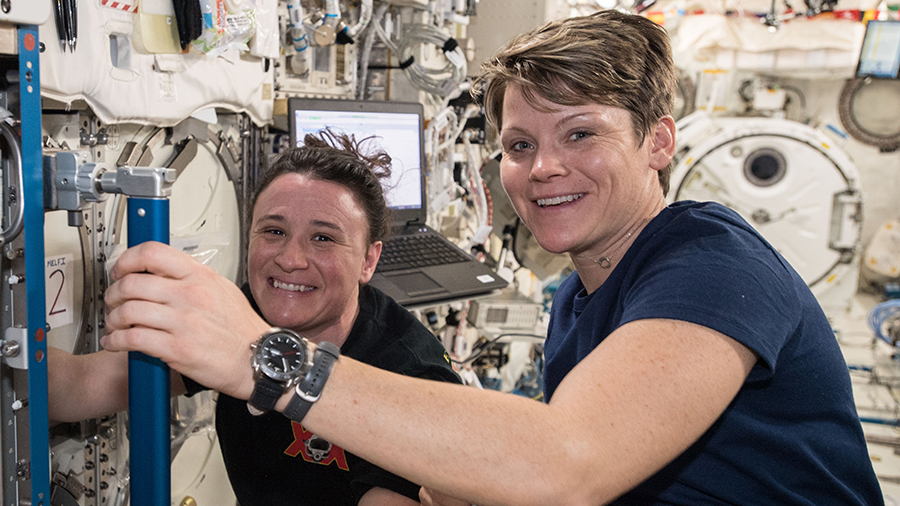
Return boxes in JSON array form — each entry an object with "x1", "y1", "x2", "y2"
[
  {"x1": 108, "y1": 241, "x2": 199, "y2": 282},
  {"x1": 418, "y1": 487, "x2": 433, "y2": 506},
  {"x1": 104, "y1": 271, "x2": 177, "y2": 314},
  {"x1": 417, "y1": 488, "x2": 472, "y2": 506},
  {"x1": 105, "y1": 298, "x2": 179, "y2": 334},
  {"x1": 101, "y1": 241, "x2": 269, "y2": 400},
  {"x1": 101, "y1": 326, "x2": 176, "y2": 362}
]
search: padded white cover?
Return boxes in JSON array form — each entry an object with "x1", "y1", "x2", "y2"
[{"x1": 39, "y1": 1, "x2": 273, "y2": 127}]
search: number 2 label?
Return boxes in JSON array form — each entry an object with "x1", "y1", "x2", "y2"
[{"x1": 45, "y1": 253, "x2": 74, "y2": 329}]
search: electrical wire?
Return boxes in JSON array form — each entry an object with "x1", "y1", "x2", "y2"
[
  {"x1": 859, "y1": 415, "x2": 900, "y2": 427},
  {"x1": 463, "y1": 136, "x2": 488, "y2": 235},
  {"x1": 374, "y1": 17, "x2": 467, "y2": 98},
  {"x1": 867, "y1": 299, "x2": 900, "y2": 348},
  {"x1": 285, "y1": 0, "x2": 309, "y2": 75},
  {"x1": 452, "y1": 333, "x2": 546, "y2": 365},
  {"x1": 357, "y1": 3, "x2": 390, "y2": 99},
  {"x1": 342, "y1": 0, "x2": 373, "y2": 39}
]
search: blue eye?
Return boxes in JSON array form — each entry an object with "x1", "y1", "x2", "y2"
[
  {"x1": 506, "y1": 140, "x2": 533, "y2": 153},
  {"x1": 570, "y1": 131, "x2": 591, "y2": 141}
]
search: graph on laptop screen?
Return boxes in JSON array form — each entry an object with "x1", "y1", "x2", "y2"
[{"x1": 288, "y1": 98, "x2": 425, "y2": 216}]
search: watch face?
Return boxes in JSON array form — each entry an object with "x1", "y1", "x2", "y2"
[{"x1": 259, "y1": 332, "x2": 307, "y2": 381}]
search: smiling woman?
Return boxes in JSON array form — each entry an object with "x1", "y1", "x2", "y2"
[
  {"x1": 497, "y1": 85, "x2": 672, "y2": 291},
  {"x1": 76, "y1": 10, "x2": 884, "y2": 506},
  {"x1": 248, "y1": 167, "x2": 382, "y2": 342},
  {"x1": 47, "y1": 130, "x2": 462, "y2": 506}
]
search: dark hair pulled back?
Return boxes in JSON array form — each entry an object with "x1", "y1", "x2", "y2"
[{"x1": 253, "y1": 128, "x2": 392, "y2": 244}]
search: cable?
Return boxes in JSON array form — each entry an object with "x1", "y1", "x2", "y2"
[
  {"x1": 286, "y1": 0, "x2": 310, "y2": 75},
  {"x1": 859, "y1": 415, "x2": 900, "y2": 427},
  {"x1": 357, "y1": 3, "x2": 390, "y2": 99},
  {"x1": 374, "y1": 17, "x2": 467, "y2": 98},
  {"x1": 867, "y1": 300, "x2": 900, "y2": 348},
  {"x1": 452, "y1": 333, "x2": 546, "y2": 365},
  {"x1": 342, "y1": 0, "x2": 373, "y2": 39},
  {"x1": 464, "y1": 136, "x2": 488, "y2": 233}
]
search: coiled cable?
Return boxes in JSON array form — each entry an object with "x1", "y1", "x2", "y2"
[
  {"x1": 867, "y1": 299, "x2": 900, "y2": 347},
  {"x1": 374, "y1": 18, "x2": 467, "y2": 97}
]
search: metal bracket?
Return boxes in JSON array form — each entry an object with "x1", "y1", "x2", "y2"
[
  {"x1": 80, "y1": 129, "x2": 109, "y2": 147},
  {"x1": 98, "y1": 166, "x2": 176, "y2": 198},
  {"x1": 49, "y1": 152, "x2": 176, "y2": 205},
  {"x1": 2, "y1": 326, "x2": 28, "y2": 369}
]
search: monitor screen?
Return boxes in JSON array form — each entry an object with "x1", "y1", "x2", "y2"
[
  {"x1": 856, "y1": 20, "x2": 900, "y2": 79},
  {"x1": 288, "y1": 98, "x2": 425, "y2": 213}
]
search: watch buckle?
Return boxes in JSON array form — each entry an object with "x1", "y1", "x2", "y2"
[{"x1": 294, "y1": 384, "x2": 321, "y2": 403}]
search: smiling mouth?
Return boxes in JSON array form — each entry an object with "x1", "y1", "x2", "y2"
[
  {"x1": 536, "y1": 193, "x2": 584, "y2": 208},
  {"x1": 273, "y1": 279, "x2": 316, "y2": 292}
]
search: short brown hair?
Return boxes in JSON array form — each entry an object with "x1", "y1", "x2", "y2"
[{"x1": 474, "y1": 10, "x2": 676, "y2": 195}]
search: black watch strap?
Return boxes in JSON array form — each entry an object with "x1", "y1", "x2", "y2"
[
  {"x1": 285, "y1": 341, "x2": 340, "y2": 423},
  {"x1": 248, "y1": 376, "x2": 284, "y2": 416}
]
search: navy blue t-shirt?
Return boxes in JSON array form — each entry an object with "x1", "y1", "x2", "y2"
[{"x1": 546, "y1": 201, "x2": 882, "y2": 505}]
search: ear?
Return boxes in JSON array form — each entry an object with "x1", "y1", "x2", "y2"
[
  {"x1": 648, "y1": 115, "x2": 676, "y2": 172},
  {"x1": 359, "y1": 241, "x2": 382, "y2": 284}
]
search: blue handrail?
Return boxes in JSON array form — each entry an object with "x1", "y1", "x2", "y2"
[{"x1": 127, "y1": 198, "x2": 171, "y2": 506}]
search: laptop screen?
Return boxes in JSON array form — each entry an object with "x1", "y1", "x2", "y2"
[
  {"x1": 287, "y1": 98, "x2": 426, "y2": 225},
  {"x1": 855, "y1": 19, "x2": 900, "y2": 79}
]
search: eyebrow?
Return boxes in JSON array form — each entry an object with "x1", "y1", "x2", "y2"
[
  {"x1": 557, "y1": 112, "x2": 595, "y2": 126},
  {"x1": 501, "y1": 111, "x2": 598, "y2": 137},
  {"x1": 255, "y1": 214, "x2": 343, "y2": 232},
  {"x1": 310, "y1": 219, "x2": 342, "y2": 232},
  {"x1": 254, "y1": 213, "x2": 287, "y2": 225}
]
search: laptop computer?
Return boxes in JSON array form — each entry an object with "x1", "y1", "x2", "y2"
[{"x1": 287, "y1": 97, "x2": 508, "y2": 307}]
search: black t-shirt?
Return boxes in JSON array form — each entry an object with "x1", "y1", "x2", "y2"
[{"x1": 184, "y1": 284, "x2": 461, "y2": 505}]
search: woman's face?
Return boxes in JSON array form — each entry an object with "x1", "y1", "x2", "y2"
[
  {"x1": 247, "y1": 173, "x2": 381, "y2": 341},
  {"x1": 498, "y1": 84, "x2": 671, "y2": 258}
]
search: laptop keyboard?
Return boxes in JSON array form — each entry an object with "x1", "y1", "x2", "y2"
[{"x1": 376, "y1": 234, "x2": 472, "y2": 273}]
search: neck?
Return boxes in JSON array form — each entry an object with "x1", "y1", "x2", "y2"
[{"x1": 574, "y1": 198, "x2": 666, "y2": 294}]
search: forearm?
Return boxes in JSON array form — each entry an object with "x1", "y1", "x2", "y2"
[
  {"x1": 295, "y1": 357, "x2": 603, "y2": 506},
  {"x1": 302, "y1": 319, "x2": 755, "y2": 506},
  {"x1": 48, "y1": 348, "x2": 130, "y2": 422},
  {"x1": 48, "y1": 348, "x2": 188, "y2": 422}
]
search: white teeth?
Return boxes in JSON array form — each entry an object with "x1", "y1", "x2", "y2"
[
  {"x1": 273, "y1": 280, "x2": 315, "y2": 292},
  {"x1": 537, "y1": 193, "x2": 584, "y2": 207}
]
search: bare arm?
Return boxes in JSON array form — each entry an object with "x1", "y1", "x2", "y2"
[
  {"x1": 48, "y1": 347, "x2": 130, "y2": 422},
  {"x1": 101, "y1": 242, "x2": 757, "y2": 506},
  {"x1": 48, "y1": 347, "x2": 187, "y2": 422},
  {"x1": 298, "y1": 318, "x2": 755, "y2": 506}
]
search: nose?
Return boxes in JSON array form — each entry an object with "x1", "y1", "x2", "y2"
[
  {"x1": 529, "y1": 145, "x2": 566, "y2": 182},
  {"x1": 274, "y1": 239, "x2": 310, "y2": 271}
]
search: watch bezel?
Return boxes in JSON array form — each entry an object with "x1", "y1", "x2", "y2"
[{"x1": 251, "y1": 328, "x2": 312, "y2": 385}]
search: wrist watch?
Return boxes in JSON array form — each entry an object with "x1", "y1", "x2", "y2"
[
  {"x1": 284, "y1": 341, "x2": 341, "y2": 423},
  {"x1": 247, "y1": 328, "x2": 313, "y2": 416}
]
